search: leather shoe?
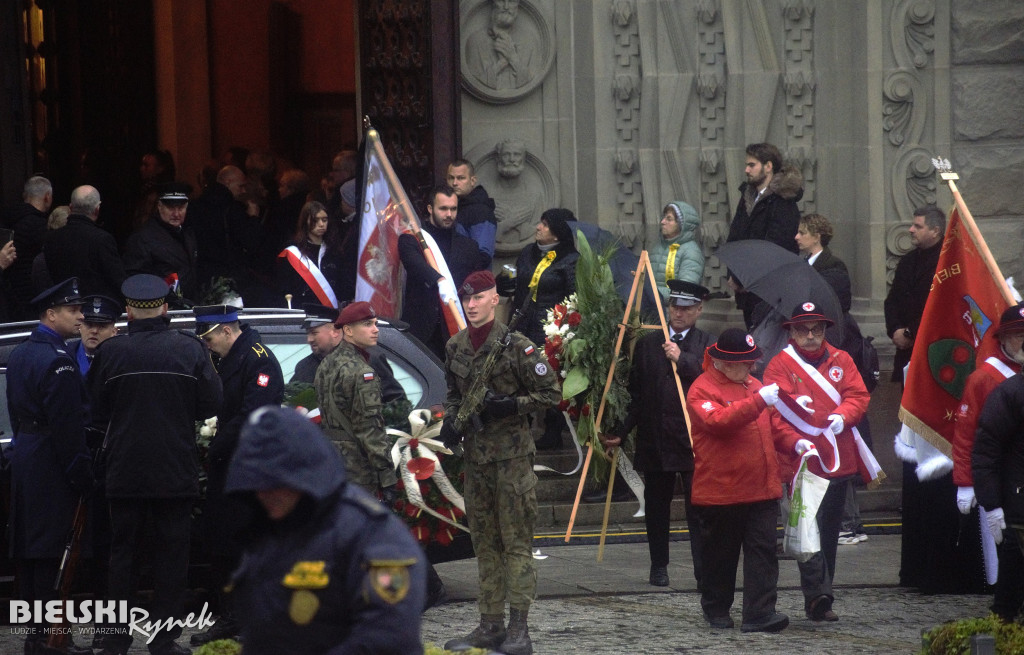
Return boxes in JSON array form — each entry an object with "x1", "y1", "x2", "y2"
[
  {"x1": 649, "y1": 565, "x2": 669, "y2": 587},
  {"x1": 740, "y1": 612, "x2": 789, "y2": 633},
  {"x1": 582, "y1": 487, "x2": 631, "y2": 503},
  {"x1": 807, "y1": 594, "x2": 836, "y2": 622},
  {"x1": 703, "y1": 613, "x2": 734, "y2": 629}
]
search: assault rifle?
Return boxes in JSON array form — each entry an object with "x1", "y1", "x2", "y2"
[
  {"x1": 452, "y1": 295, "x2": 533, "y2": 436},
  {"x1": 47, "y1": 497, "x2": 87, "y2": 651}
]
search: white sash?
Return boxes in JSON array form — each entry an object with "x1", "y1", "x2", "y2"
[
  {"x1": 985, "y1": 355, "x2": 1016, "y2": 380},
  {"x1": 283, "y1": 245, "x2": 339, "y2": 308}
]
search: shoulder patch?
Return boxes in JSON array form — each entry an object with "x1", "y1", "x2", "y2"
[
  {"x1": 363, "y1": 371, "x2": 375, "y2": 382},
  {"x1": 828, "y1": 365, "x2": 844, "y2": 382},
  {"x1": 368, "y1": 561, "x2": 414, "y2": 605},
  {"x1": 701, "y1": 401, "x2": 714, "y2": 413},
  {"x1": 524, "y1": 344, "x2": 535, "y2": 356},
  {"x1": 534, "y1": 362, "x2": 548, "y2": 376},
  {"x1": 257, "y1": 373, "x2": 270, "y2": 387},
  {"x1": 54, "y1": 364, "x2": 76, "y2": 375}
]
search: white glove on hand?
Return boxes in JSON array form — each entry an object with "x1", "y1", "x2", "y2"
[
  {"x1": 956, "y1": 486, "x2": 977, "y2": 515},
  {"x1": 827, "y1": 414, "x2": 844, "y2": 434},
  {"x1": 795, "y1": 395, "x2": 815, "y2": 413},
  {"x1": 758, "y1": 383, "x2": 780, "y2": 407},
  {"x1": 795, "y1": 439, "x2": 815, "y2": 455},
  {"x1": 987, "y1": 507, "x2": 1006, "y2": 545}
]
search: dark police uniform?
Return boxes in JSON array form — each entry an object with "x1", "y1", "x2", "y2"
[
  {"x1": 6, "y1": 278, "x2": 94, "y2": 653},
  {"x1": 192, "y1": 305, "x2": 284, "y2": 644},
  {"x1": 88, "y1": 274, "x2": 222, "y2": 655},
  {"x1": 70, "y1": 294, "x2": 123, "y2": 379},
  {"x1": 227, "y1": 407, "x2": 426, "y2": 655}
]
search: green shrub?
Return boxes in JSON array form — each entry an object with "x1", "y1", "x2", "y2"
[
  {"x1": 194, "y1": 639, "x2": 242, "y2": 655},
  {"x1": 920, "y1": 615, "x2": 1024, "y2": 655}
]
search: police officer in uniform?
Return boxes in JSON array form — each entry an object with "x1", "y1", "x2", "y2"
[
  {"x1": 292, "y1": 303, "x2": 405, "y2": 404},
  {"x1": 71, "y1": 295, "x2": 122, "y2": 378},
  {"x1": 441, "y1": 271, "x2": 560, "y2": 655},
  {"x1": 314, "y1": 301, "x2": 398, "y2": 501},
  {"x1": 88, "y1": 274, "x2": 222, "y2": 655},
  {"x1": 226, "y1": 406, "x2": 426, "y2": 654},
  {"x1": 190, "y1": 305, "x2": 284, "y2": 646},
  {"x1": 7, "y1": 277, "x2": 94, "y2": 655}
]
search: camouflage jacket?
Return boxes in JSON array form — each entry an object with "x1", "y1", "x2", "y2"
[
  {"x1": 315, "y1": 339, "x2": 396, "y2": 488},
  {"x1": 444, "y1": 321, "x2": 561, "y2": 464}
]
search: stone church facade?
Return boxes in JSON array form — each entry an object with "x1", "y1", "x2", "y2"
[{"x1": 456, "y1": 0, "x2": 1024, "y2": 354}]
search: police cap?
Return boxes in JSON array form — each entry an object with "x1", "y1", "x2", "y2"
[
  {"x1": 82, "y1": 295, "x2": 123, "y2": 324},
  {"x1": 121, "y1": 274, "x2": 170, "y2": 310},
  {"x1": 302, "y1": 303, "x2": 340, "y2": 330},
  {"x1": 157, "y1": 181, "x2": 191, "y2": 205},
  {"x1": 667, "y1": 280, "x2": 708, "y2": 307},
  {"x1": 193, "y1": 304, "x2": 240, "y2": 337},
  {"x1": 31, "y1": 277, "x2": 83, "y2": 311}
]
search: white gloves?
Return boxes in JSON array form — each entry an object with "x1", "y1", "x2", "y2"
[
  {"x1": 986, "y1": 507, "x2": 1005, "y2": 544},
  {"x1": 827, "y1": 414, "x2": 844, "y2": 434},
  {"x1": 956, "y1": 486, "x2": 977, "y2": 515},
  {"x1": 758, "y1": 383, "x2": 780, "y2": 407},
  {"x1": 795, "y1": 395, "x2": 814, "y2": 413},
  {"x1": 795, "y1": 439, "x2": 815, "y2": 455}
]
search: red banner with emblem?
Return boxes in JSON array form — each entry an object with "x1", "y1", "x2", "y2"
[{"x1": 898, "y1": 194, "x2": 1016, "y2": 454}]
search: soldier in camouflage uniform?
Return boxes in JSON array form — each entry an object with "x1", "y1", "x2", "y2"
[
  {"x1": 314, "y1": 301, "x2": 399, "y2": 503},
  {"x1": 441, "y1": 271, "x2": 560, "y2": 655}
]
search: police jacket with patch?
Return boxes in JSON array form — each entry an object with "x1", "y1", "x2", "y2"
[
  {"x1": 444, "y1": 320, "x2": 561, "y2": 465},
  {"x1": 314, "y1": 340, "x2": 395, "y2": 487},
  {"x1": 226, "y1": 416, "x2": 426, "y2": 655},
  {"x1": 6, "y1": 325, "x2": 93, "y2": 557},
  {"x1": 619, "y1": 327, "x2": 713, "y2": 472},
  {"x1": 88, "y1": 316, "x2": 222, "y2": 498},
  {"x1": 212, "y1": 325, "x2": 284, "y2": 471},
  {"x1": 973, "y1": 374, "x2": 1024, "y2": 523},
  {"x1": 123, "y1": 216, "x2": 200, "y2": 301}
]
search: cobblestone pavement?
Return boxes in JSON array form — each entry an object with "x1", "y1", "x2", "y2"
[{"x1": 0, "y1": 535, "x2": 993, "y2": 653}]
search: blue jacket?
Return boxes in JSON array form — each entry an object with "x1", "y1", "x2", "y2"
[{"x1": 227, "y1": 408, "x2": 426, "y2": 655}]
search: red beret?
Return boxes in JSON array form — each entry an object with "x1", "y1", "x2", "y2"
[
  {"x1": 336, "y1": 301, "x2": 375, "y2": 327},
  {"x1": 459, "y1": 270, "x2": 496, "y2": 297}
]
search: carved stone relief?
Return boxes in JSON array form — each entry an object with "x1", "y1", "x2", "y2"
[
  {"x1": 610, "y1": 0, "x2": 644, "y2": 249},
  {"x1": 465, "y1": 137, "x2": 559, "y2": 255},
  {"x1": 783, "y1": 1, "x2": 816, "y2": 214},
  {"x1": 460, "y1": 0, "x2": 555, "y2": 104}
]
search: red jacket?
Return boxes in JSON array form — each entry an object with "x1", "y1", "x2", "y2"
[
  {"x1": 687, "y1": 364, "x2": 801, "y2": 506},
  {"x1": 952, "y1": 353, "x2": 1020, "y2": 486},
  {"x1": 763, "y1": 343, "x2": 870, "y2": 480}
]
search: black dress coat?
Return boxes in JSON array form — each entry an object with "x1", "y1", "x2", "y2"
[
  {"x1": 512, "y1": 243, "x2": 579, "y2": 346},
  {"x1": 123, "y1": 217, "x2": 201, "y2": 302},
  {"x1": 44, "y1": 214, "x2": 127, "y2": 299},
  {"x1": 883, "y1": 238, "x2": 943, "y2": 381}
]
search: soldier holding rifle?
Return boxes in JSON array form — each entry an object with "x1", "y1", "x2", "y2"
[{"x1": 440, "y1": 271, "x2": 560, "y2": 655}]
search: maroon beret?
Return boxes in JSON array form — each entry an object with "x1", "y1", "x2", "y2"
[
  {"x1": 335, "y1": 301, "x2": 375, "y2": 327},
  {"x1": 459, "y1": 270, "x2": 496, "y2": 297}
]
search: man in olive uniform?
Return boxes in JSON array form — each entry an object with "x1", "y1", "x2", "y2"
[
  {"x1": 89, "y1": 274, "x2": 222, "y2": 655},
  {"x1": 6, "y1": 277, "x2": 94, "y2": 655},
  {"x1": 190, "y1": 304, "x2": 284, "y2": 646},
  {"x1": 314, "y1": 301, "x2": 399, "y2": 502},
  {"x1": 440, "y1": 270, "x2": 560, "y2": 655}
]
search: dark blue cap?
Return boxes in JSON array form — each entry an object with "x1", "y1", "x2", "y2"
[
  {"x1": 667, "y1": 280, "x2": 709, "y2": 307},
  {"x1": 82, "y1": 295, "x2": 123, "y2": 324},
  {"x1": 157, "y1": 181, "x2": 191, "y2": 204},
  {"x1": 121, "y1": 274, "x2": 170, "y2": 309},
  {"x1": 302, "y1": 303, "x2": 340, "y2": 330},
  {"x1": 31, "y1": 277, "x2": 83, "y2": 310},
  {"x1": 193, "y1": 304, "x2": 240, "y2": 336}
]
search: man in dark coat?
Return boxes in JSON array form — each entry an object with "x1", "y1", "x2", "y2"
[
  {"x1": 447, "y1": 159, "x2": 497, "y2": 270},
  {"x1": 123, "y1": 183, "x2": 200, "y2": 306},
  {"x1": 6, "y1": 278, "x2": 94, "y2": 655},
  {"x1": 291, "y1": 304, "x2": 406, "y2": 403},
  {"x1": 3, "y1": 175, "x2": 52, "y2": 320},
  {"x1": 398, "y1": 185, "x2": 481, "y2": 358},
  {"x1": 45, "y1": 185, "x2": 127, "y2": 300},
  {"x1": 600, "y1": 280, "x2": 714, "y2": 589},
  {"x1": 88, "y1": 274, "x2": 222, "y2": 655},
  {"x1": 189, "y1": 304, "x2": 284, "y2": 646},
  {"x1": 884, "y1": 205, "x2": 945, "y2": 384},
  {"x1": 226, "y1": 406, "x2": 426, "y2": 655},
  {"x1": 726, "y1": 143, "x2": 804, "y2": 328},
  {"x1": 189, "y1": 166, "x2": 260, "y2": 294}
]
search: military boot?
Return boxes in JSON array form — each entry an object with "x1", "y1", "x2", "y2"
[
  {"x1": 443, "y1": 614, "x2": 506, "y2": 651},
  {"x1": 499, "y1": 608, "x2": 532, "y2": 655}
]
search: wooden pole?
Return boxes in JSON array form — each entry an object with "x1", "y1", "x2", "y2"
[{"x1": 945, "y1": 178, "x2": 1016, "y2": 305}]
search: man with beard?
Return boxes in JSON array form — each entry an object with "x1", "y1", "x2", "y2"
[
  {"x1": 491, "y1": 139, "x2": 543, "y2": 246},
  {"x1": 447, "y1": 159, "x2": 497, "y2": 271},
  {"x1": 725, "y1": 143, "x2": 804, "y2": 328},
  {"x1": 466, "y1": 0, "x2": 538, "y2": 91},
  {"x1": 398, "y1": 185, "x2": 480, "y2": 358}
]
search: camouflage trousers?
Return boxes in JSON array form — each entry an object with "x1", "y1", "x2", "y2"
[
  {"x1": 331, "y1": 437, "x2": 377, "y2": 495},
  {"x1": 465, "y1": 455, "x2": 538, "y2": 614}
]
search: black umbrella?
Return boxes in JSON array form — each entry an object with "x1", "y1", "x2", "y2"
[{"x1": 714, "y1": 239, "x2": 804, "y2": 291}]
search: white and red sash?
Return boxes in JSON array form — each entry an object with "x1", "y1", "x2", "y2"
[
  {"x1": 776, "y1": 345, "x2": 884, "y2": 485},
  {"x1": 985, "y1": 355, "x2": 1016, "y2": 381},
  {"x1": 279, "y1": 245, "x2": 338, "y2": 308}
]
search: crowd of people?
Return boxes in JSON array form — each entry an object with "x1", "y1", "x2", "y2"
[{"x1": 3, "y1": 138, "x2": 1023, "y2": 655}]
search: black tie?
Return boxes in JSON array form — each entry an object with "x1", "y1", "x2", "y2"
[{"x1": 672, "y1": 333, "x2": 684, "y2": 345}]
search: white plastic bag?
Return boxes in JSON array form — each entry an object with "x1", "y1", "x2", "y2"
[{"x1": 783, "y1": 456, "x2": 829, "y2": 562}]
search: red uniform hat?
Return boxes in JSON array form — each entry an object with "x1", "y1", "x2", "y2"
[
  {"x1": 459, "y1": 270, "x2": 496, "y2": 297},
  {"x1": 335, "y1": 301, "x2": 375, "y2": 327}
]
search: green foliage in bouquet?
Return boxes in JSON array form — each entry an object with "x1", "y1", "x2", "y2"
[
  {"x1": 194, "y1": 639, "x2": 242, "y2": 655},
  {"x1": 282, "y1": 381, "x2": 318, "y2": 411},
  {"x1": 200, "y1": 277, "x2": 242, "y2": 306},
  {"x1": 919, "y1": 615, "x2": 1024, "y2": 654}
]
